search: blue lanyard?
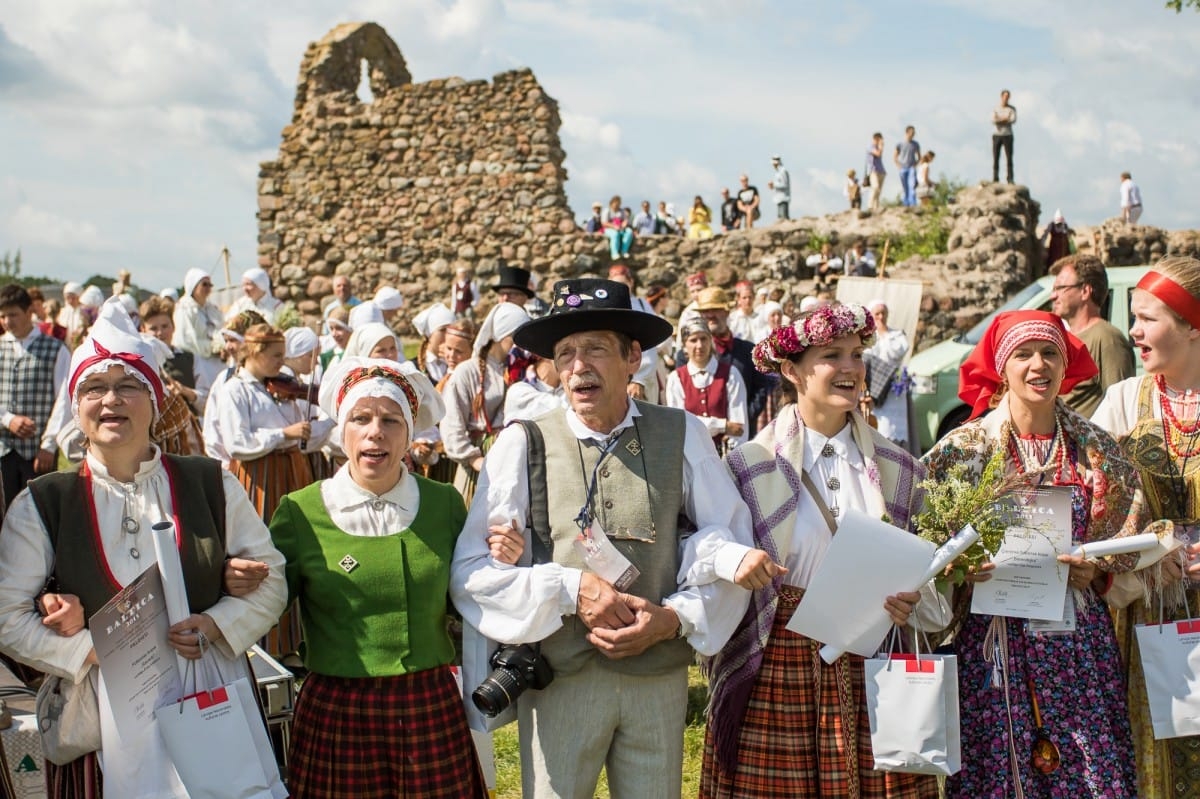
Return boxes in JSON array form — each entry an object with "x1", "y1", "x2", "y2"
[{"x1": 574, "y1": 433, "x2": 622, "y2": 532}]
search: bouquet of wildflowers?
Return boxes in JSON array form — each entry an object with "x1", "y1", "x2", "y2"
[{"x1": 914, "y1": 448, "x2": 1037, "y2": 585}]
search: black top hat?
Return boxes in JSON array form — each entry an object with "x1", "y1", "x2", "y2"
[
  {"x1": 513, "y1": 279, "x2": 674, "y2": 359},
  {"x1": 491, "y1": 262, "x2": 535, "y2": 298}
]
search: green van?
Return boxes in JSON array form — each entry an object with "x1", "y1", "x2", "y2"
[{"x1": 908, "y1": 265, "x2": 1150, "y2": 453}]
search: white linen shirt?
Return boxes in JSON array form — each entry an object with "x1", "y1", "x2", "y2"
[
  {"x1": 320, "y1": 464, "x2": 420, "y2": 536},
  {"x1": 664, "y1": 356, "x2": 749, "y2": 447},
  {"x1": 214, "y1": 368, "x2": 333, "y2": 460},
  {"x1": 450, "y1": 401, "x2": 754, "y2": 657},
  {"x1": 785, "y1": 422, "x2": 872, "y2": 589},
  {"x1": 503, "y1": 379, "x2": 566, "y2": 423},
  {"x1": 225, "y1": 294, "x2": 283, "y2": 325}
]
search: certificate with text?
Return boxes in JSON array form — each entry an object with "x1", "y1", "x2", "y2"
[
  {"x1": 970, "y1": 485, "x2": 1073, "y2": 621},
  {"x1": 89, "y1": 563, "x2": 181, "y2": 736}
]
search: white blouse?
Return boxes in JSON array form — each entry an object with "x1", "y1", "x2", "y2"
[
  {"x1": 214, "y1": 369, "x2": 333, "y2": 460},
  {"x1": 784, "y1": 422, "x2": 872, "y2": 589},
  {"x1": 319, "y1": 465, "x2": 420, "y2": 537},
  {"x1": 663, "y1": 355, "x2": 749, "y2": 447},
  {"x1": 503, "y1": 379, "x2": 565, "y2": 423}
]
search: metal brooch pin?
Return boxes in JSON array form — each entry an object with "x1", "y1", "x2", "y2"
[
  {"x1": 625, "y1": 439, "x2": 642, "y2": 456},
  {"x1": 339, "y1": 555, "x2": 359, "y2": 574}
]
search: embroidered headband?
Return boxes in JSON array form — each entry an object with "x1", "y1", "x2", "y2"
[
  {"x1": 994, "y1": 319, "x2": 1067, "y2": 373},
  {"x1": 336, "y1": 365, "x2": 419, "y2": 420},
  {"x1": 752, "y1": 303, "x2": 875, "y2": 373},
  {"x1": 1137, "y1": 270, "x2": 1200, "y2": 331}
]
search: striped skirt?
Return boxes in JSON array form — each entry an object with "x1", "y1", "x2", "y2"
[
  {"x1": 700, "y1": 587, "x2": 938, "y2": 799},
  {"x1": 231, "y1": 447, "x2": 313, "y2": 656},
  {"x1": 44, "y1": 753, "x2": 101, "y2": 799},
  {"x1": 288, "y1": 668, "x2": 487, "y2": 799}
]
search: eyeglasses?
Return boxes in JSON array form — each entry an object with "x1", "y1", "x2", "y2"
[
  {"x1": 1051, "y1": 282, "x2": 1082, "y2": 292},
  {"x1": 198, "y1": 281, "x2": 213, "y2": 288},
  {"x1": 79, "y1": 381, "x2": 148, "y2": 401}
]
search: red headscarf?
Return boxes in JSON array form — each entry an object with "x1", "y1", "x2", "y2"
[{"x1": 959, "y1": 310, "x2": 1097, "y2": 420}]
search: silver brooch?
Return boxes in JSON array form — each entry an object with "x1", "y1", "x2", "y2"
[
  {"x1": 339, "y1": 555, "x2": 359, "y2": 574},
  {"x1": 625, "y1": 438, "x2": 642, "y2": 456}
]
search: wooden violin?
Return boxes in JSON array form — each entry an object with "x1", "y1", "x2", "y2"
[{"x1": 263, "y1": 374, "x2": 318, "y2": 403}]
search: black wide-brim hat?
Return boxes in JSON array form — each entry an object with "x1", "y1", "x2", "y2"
[
  {"x1": 491, "y1": 263, "x2": 535, "y2": 298},
  {"x1": 513, "y1": 278, "x2": 674, "y2": 359}
]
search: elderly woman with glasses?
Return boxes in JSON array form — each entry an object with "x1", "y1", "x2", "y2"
[{"x1": 0, "y1": 299, "x2": 287, "y2": 798}]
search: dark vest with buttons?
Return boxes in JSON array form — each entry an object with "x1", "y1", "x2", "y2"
[
  {"x1": 0, "y1": 333, "x2": 64, "y2": 460},
  {"x1": 532, "y1": 401, "x2": 691, "y2": 676},
  {"x1": 26, "y1": 455, "x2": 227, "y2": 624},
  {"x1": 677, "y1": 361, "x2": 731, "y2": 448}
]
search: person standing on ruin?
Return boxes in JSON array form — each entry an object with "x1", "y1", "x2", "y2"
[
  {"x1": 1121, "y1": 172, "x2": 1144, "y2": 225},
  {"x1": 451, "y1": 266, "x2": 479, "y2": 320},
  {"x1": 767, "y1": 155, "x2": 791, "y2": 221},
  {"x1": 992, "y1": 88, "x2": 1017, "y2": 183},
  {"x1": 894, "y1": 126, "x2": 921, "y2": 207},
  {"x1": 865, "y1": 133, "x2": 886, "y2": 212}
]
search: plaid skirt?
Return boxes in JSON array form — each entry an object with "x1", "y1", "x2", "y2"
[
  {"x1": 231, "y1": 447, "x2": 313, "y2": 656},
  {"x1": 288, "y1": 668, "x2": 487, "y2": 799},
  {"x1": 152, "y1": 389, "x2": 203, "y2": 456},
  {"x1": 700, "y1": 587, "x2": 938, "y2": 799}
]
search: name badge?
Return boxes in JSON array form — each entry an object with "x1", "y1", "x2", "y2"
[{"x1": 573, "y1": 521, "x2": 640, "y2": 591}]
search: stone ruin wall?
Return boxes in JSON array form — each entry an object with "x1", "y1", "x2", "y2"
[{"x1": 260, "y1": 23, "x2": 1200, "y2": 350}]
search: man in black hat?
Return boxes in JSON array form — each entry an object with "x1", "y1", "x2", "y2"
[
  {"x1": 451, "y1": 279, "x2": 774, "y2": 798},
  {"x1": 491, "y1": 260, "x2": 535, "y2": 307}
]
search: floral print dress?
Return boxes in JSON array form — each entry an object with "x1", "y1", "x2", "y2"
[{"x1": 923, "y1": 400, "x2": 1144, "y2": 798}]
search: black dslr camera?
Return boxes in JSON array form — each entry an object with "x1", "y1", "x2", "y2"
[{"x1": 471, "y1": 643, "x2": 554, "y2": 717}]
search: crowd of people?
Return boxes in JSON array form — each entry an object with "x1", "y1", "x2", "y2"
[{"x1": 0, "y1": 247, "x2": 1193, "y2": 798}]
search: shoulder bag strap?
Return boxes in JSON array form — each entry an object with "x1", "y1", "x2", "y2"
[
  {"x1": 513, "y1": 419, "x2": 553, "y2": 564},
  {"x1": 800, "y1": 469, "x2": 839, "y2": 535}
]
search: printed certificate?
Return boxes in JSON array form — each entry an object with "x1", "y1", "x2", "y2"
[
  {"x1": 89, "y1": 564, "x2": 181, "y2": 736},
  {"x1": 970, "y1": 486, "x2": 1073, "y2": 621}
]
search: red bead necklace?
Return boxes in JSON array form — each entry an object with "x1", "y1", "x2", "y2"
[{"x1": 1157, "y1": 374, "x2": 1200, "y2": 458}]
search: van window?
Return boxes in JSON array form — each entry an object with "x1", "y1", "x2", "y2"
[{"x1": 961, "y1": 283, "x2": 1047, "y2": 345}]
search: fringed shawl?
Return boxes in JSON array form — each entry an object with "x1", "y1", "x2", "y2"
[{"x1": 703, "y1": 404, "x2": 923, "y2": 771}]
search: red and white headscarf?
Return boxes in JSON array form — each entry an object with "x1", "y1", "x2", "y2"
[
  {"x1": 68, "y1": 297, "x2": 165, "y2": 421},
  {"x1": 959, "y1": 310, "x2": 1096, "y2": 420}
]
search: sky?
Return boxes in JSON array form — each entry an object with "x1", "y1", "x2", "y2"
[{"x1": 1, "y1": 0, "x2": 1198, "y2": 292}]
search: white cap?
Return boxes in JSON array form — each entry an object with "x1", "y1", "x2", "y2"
[
  {"x1": 160, "y1": 287, "x2": 179, "y2": 301},
  {"x1": 349, "y1": 301, "x2": 384, "y2": 329},
  {"x1": 473, "y1": 303, "x2": 530, "y2": 357},
  {"x1": 1053, "y1": 209, "x2": 1065, "y2": 223},
  {"x1": 183, "y1": 268, "x2": 210, "y2": 298},
  {"x1": 411, "y1": 303, "x2": 455, "y2": 338},
  {"x1": 373, "y1": 286, "x2": 403, "y2": 311},
  {"x1": 63, "y1": 282, "x2": 83, "y2": 297},
  {"x1": 80, "y1": 286, "x2": 105, "y2": 309},
  {"x1": 284, "y1": 327, "x2": 319, "y2": 358},
  {"x1": 242, "y1": 267, "x2": 271, "y2": 293}
]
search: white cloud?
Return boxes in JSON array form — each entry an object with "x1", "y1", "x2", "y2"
[{"x1": 6, "y1": 205, "x2": 114, "y2": 252}]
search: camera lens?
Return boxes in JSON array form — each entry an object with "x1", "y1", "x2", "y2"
[{"x1": 471, "y1": 668, "x2": 524, "y2": 717}]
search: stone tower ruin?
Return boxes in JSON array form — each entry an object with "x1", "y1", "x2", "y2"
[{"x1": 256, "y1": 22, "x2": 576, "y2": 317}]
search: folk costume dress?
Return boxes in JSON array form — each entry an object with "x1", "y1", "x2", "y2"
[
  {"x1": 1094, "y1": 374, "x2": 1200, "y2": 798},
  {"x1": 3, "y1": 449, "x2": 286, "y2": 799},
  {"x1": 923, "y1": 395, "x2": 1142, "y2": 798},
  {"x1": 216, "y1": 366, "x2": 332, "y2": 654},
  {"x1": 270, "y1": 356, "x2": 488, "y2": 799},
  {"x1": 664, "y1": 354, "x2": 749, "y2": 452},
  {"x1": 701, "y1": 406, "x2": 939, "y2": 799}
]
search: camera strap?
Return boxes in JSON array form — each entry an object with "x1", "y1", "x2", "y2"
[{"x1": 514, "y1": 419, "x2": 554, "y2": 564}]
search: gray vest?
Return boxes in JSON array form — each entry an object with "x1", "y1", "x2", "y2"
[{"x1": 533, "y1": 401, "x2": 692, "y2": 676}]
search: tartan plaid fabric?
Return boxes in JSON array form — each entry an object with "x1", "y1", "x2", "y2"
[
  {"x1": 700, "y1": 588, "x2": 938, "y2": 799},
  {"x1": 0, "y1": 334, "x2": 63, "y2": 460},
  {"x1": 152, "y1": 389, "x2": 203, "y2": 456},
  {"x1": 288, "y1": 668, "x2": 487, "y2": 799},
  {"x1": 232, "y1": 447, "x2": 313, "y2": 656}
]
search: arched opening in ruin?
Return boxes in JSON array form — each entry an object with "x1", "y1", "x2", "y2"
[{"x1": 356, "y1": 59, "x2": 374, "y2": 104}]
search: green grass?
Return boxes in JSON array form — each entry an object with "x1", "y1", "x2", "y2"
[{"x1": 490, "y1": 666, "x2": 710, "y2": 798}]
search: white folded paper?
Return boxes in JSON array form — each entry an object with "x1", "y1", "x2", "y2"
[
  {"x1": 784, "y1": 509, "x2": 980, "y2": 664},
  {"x1": 1071, "y1": 532, "x2": 1160, "y2": 559}
]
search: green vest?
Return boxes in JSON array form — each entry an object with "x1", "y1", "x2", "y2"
[
  {"x1": 268, "y1": 475, "x2": 465, "y2": 677},
  {"x1": 534, "y1": 401, "x2": 692, "y2": 676},
  {"x1": 27, "y1": 455, "x2": 226, "y2": 623}
]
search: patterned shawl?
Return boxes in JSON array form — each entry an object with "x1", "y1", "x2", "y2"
[
  {"x1": 922, "y1": 395, "x2": 1146, "y2": 569},
  {"x1": 704, "y1": 404, "x2": 923, "y2": 770}
]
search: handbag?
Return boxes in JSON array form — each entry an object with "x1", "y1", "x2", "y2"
[
  {"x1": 156, "y1": 657, "x2": 285, "y2": 799},
  {"x1": 35, "y1": 671, "x2": 101, "y2": 765},
  {"x1": 1134, "y1": 615, "x2": 1200, "y2": 739},
  {"x1": 865, "y1": 629, "x2": 961, "y2": 775}
]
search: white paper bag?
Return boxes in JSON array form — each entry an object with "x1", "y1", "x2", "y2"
[
  {"x1": 1135, "y1": 620, "x2": 1200, "y2": 739},
  {"x1": 865, "y1": 653, "x2": 961, "y2": 776},
  {"x1": 156, "y1": 677, "x2": 285, "y2": 799}
]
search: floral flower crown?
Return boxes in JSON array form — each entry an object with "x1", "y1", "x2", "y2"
[{"x1": 752, "y1": 302, "x2": 876, "y2": 373}]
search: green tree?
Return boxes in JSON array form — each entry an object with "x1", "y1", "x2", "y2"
[
  {"x1": 0, "y1": 250, "x2": 21, "y2": 281},
  {"x1": 1167, "y1": 0, "x2": 1200, "y2": 10}
]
